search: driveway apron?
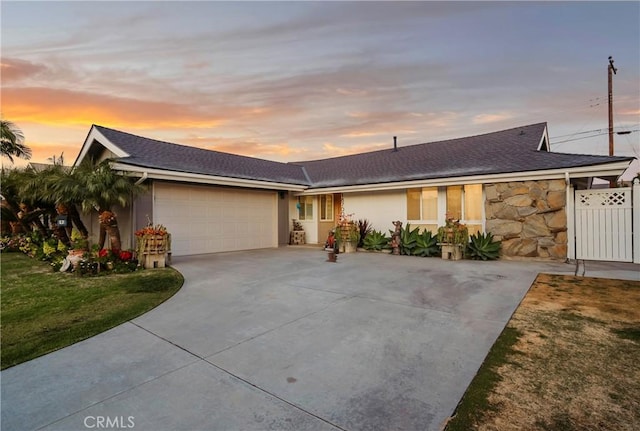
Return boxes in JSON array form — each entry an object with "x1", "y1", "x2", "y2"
[{"x1": 1, "y1": 248, "x2": 574, "y2": 431}]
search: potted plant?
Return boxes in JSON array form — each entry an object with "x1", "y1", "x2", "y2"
[
  {"x1": 135, "y1": 223, "x2": 170, "y2": 268},
  {"x1": 437, "y1": 216, "x2": 468, "y2": 260},
  {"x1": 336, "y1": 213, "x2": 358, "y2": 253}
]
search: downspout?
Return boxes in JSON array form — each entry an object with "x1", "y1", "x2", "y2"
[
  {"x1": 132, "y1": 172, "x2": 148, "y2": 249},
  {"x1": 135, "y1": 171, "x2": 148, "y2": 185}
]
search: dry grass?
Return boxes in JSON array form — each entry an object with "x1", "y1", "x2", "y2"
[{"x1": 447, "y1": 273, "x2": 640, "y2": 431}]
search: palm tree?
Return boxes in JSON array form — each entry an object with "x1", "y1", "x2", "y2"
[
  {"x1": 71, "y1": 159, "x2": 146, "y2": 251},
  {"x1": 19, "y1": 164, "x2": 94, "y2": 247},
  {"x1": 1, "y1": 120, "x2": 32, "y2": 162},
  {"x1": 0, "y1": 167, "x2": 49, "y2": 237}
]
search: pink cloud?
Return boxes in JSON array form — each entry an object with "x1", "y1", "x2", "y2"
[{"x1": 1, "y1": 58, "x2": 48, "y2": 82}]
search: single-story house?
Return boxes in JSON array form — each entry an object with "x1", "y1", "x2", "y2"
[{"x1": 74, "y1": 122, "x2": 634, "y2": 260}]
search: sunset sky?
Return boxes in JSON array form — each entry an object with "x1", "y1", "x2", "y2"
[{"x1": 1, "y1": 1, "x2": 639, "y2": 177}]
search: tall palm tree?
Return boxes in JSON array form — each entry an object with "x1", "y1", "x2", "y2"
[
  {"x1": 71, "y1": 159, "x2": 146, "y2": 251},
  {"x1": 1, "y1": 120, "x2": 32, "y2": 162},
  {"x1": 20, "y1": 164, "x2": 93, "y2": 246}
]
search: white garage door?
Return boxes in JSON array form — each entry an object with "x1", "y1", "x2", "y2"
[{"x1": 154, "y1": 183, "x2": 277, "y2": 256}]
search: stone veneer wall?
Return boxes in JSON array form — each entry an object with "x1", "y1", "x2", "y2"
[{"x1": 485, "y1": 180, "x2": 567, "y2": 259}]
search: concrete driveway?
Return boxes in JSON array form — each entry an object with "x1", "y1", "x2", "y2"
[{"x1": 2, "y1": 248, "x2": 584, "y2": 431}]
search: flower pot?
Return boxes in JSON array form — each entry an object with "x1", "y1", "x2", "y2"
[
  {"x1": 441, "y1": 244, "x2": 464, "y2": 261},
  {"x1": 343, "y1": 240, "x2": 357, "y2": 253}
]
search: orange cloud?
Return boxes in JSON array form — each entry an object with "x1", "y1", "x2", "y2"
[
  {"x1": 2, "y1": 87, "x2": 225, "y2": 129},
  {"x1": 1, "y1": 139, "x2": 81, "y2": 168}
]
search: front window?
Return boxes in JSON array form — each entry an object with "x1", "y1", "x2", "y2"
[
  {"x1": 407, "y1": 187, "x2": 438, "y2": 232},
  {"x1": 407, "y1": 185, "x2": 483, "y2": 234},
  {"x1": 320, "y1": 194, "x2": 333, "y2": 221},
  {"x1": 448, "y1": 184, "x2": 483, "y2": 235},
  {"x1": 298, "y1": 196, "x2": 313, "y2": 220}
]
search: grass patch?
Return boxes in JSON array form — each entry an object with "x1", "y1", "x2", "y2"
[
  {"x1": 1, "y1": 253, "x2": 183, "y2": 370},
  {"x1": 445, "y1": 273, "x2": 640, "y2": 431}
]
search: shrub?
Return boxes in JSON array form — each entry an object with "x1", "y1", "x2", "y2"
[
  {"x1": 357, "y1": 219, "x2": 372, "y2": 248},
  {"x1": 363, "y1": 230, "x2": 389, "y2": 251},
  {"x1": 466, "y1": 232, "x2": 501, "y2": 260},
  {"x1": 414, "y1": 230, "x2": 439, "y2": 257}
]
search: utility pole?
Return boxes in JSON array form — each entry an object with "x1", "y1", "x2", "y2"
[
  {"x1": 608, "y1": 56, "x2": 618, "y2": 188},
  {"x1": 608, "y1": 56, "x2": 617, "y2": 157}
]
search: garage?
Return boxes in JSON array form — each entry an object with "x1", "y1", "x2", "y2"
[{"x1": 154, "y1": 182, "x2": 278, "y2": 257}]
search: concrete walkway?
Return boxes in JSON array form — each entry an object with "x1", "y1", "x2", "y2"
[{"x1": 2, "y1": 249, "x2": 636, "y2": 431}]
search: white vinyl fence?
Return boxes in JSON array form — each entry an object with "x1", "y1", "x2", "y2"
[{"x1": 574, "y1": 181, "x2": 639, "y2": 263}]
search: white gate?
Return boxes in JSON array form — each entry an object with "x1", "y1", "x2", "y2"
[{"x1": 575, "y1": 187, "x2": 633, "y2": 262}]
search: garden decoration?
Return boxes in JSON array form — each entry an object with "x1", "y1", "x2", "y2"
[
  {"x1": 290, "y1": 219, "x2": 305, "y2": 245},
  {"x1": 135, "y1": 223, "x2": 171, "y2": 268},
  {"x1": 336, "y1": 213, "x2": 358, "y2": 253},
  {"x1": 324, "y1": 230, "x2": 338, "y2": 262},
  {"x1": 437, "y1": 216, "x2": 469, "y2": 261},
  {"x1": 390, "y1": 220, "x2": 402, "y2": 255}
]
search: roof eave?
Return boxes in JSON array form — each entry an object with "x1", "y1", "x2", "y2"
[{"x1": 112, "y1": 162, "x2": 308, "y2": 192}]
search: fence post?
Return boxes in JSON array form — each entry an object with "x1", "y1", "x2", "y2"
[
  {"x1": 566, "y1": 182, "x2": 575, "y2": 262},
  {"x1": 633, "y1": 178, "x2": 640, "y2": 264}
]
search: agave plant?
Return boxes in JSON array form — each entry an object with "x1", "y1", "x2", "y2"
[
  {"x1": 414, "y1": 230, "x2": 439, "y2": 257},
  {"x1": 466, "y1": 232, "x2": 501, "y2": 260},
  {"x1": 398, "y1": 223, "x2": 419, "y2": 256},
  {"x1": 363, "y1": 230, "x2": 389, "y2": 251}
]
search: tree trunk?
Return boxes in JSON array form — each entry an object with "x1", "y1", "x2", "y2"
[
  {"x1": 68, "y1": 204, "x2": 89, "y2": 238},
  {"x1": 98, "y1": 224, "x2": 107, "y2": 250},
  {"x1": 98, "y1": 210, "x2": 121, "y2": 251},
  {"x1": 105, "y1": 224, "x2": 122, "y2": 252},
  {"x1": 50, "y1": 208, "x2": 71, "y2": 247},
  {"x1": 54, "y1": 225, "x2": 71, "y2": 247}
]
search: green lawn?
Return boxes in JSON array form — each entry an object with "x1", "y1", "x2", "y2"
[{"x1": 1, "y1": 252, "x2": 183, "y2": 370}]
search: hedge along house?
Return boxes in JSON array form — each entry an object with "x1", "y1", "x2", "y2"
[{"x1": 74, "y1": 123, "x2": 633, "y2": 260}]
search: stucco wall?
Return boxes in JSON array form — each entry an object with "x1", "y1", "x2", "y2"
[
  {"x1": 485, "y1": 180, "x2": 567, "y2": 259},
  {"x1": 343, "y1": 190, "x2": 405, "y2": 234}
]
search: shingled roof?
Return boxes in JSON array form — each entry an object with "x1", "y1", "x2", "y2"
[
  {"x1": 84, "y1": 123, "x2": 633, "y2": 189},
  {"x1": 93, "y1": 125, "x2": 310, "y2": 186},
  {"x1": 294, "y1": 123, "x2": 634, "y2": 188}
]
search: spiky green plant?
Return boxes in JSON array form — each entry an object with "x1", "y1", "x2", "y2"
[
  {"x1": 398, "y1": 223, "x2": 419, "y2": 256},
  {"x1": 414, "y1": 230, "x2": 439, "y2": 257},
  {"x1": 363, "y1": 230, "x2": 389, "y2": 251},
  {"x1": 466, "y1": 232, "x2": 501, "y2": 260}
]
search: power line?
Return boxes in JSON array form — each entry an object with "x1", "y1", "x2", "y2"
[
  {"x1": 551, "y1": 129, "x2": 639, "y2": 145},
  {"x1": 549, "y1": 124, "x2": 640, "y2": 139}
]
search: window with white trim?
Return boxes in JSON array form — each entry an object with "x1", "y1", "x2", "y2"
[
  {"x1": 319, "y1": 194, "x2": 333, "y2": 221},
  {"x1": 298, "y1": 196, "x2": 313, "y2": 221},
  {"x1": 407, "y1": 185, "x2": 483, "y2": 234}
]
